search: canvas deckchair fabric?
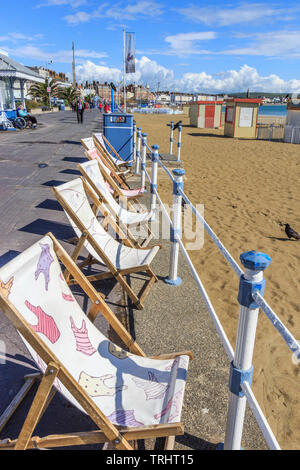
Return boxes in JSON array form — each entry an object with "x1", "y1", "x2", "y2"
[
  {"x1": 0, "y1": 234, "x2": 192, "y2": 450},
  {"x1": 81, "y1": 136, "x2": 130, "y2": 171},
  {"x1": 93, "y1": 132, "x2": 133, "y2": 167},
  {"x1": 81, "y1": 140, "x2": 132, "y2": 192},
  {"x1": 78, "y1": 160, "x2": 154, "y2": 247},
  {"x1": 85, "y1": 148, "x2": 146, "y2": 213},
  {"x1": 86, "y1": 147, "x2": 144, "y2": 198},
  {"x1": 52, "y1": 178, "x2": 160, "y2": 309}
]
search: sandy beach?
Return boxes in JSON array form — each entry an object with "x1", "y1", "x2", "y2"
[{"x1": 134, "y1": 112, "x2": 299, "y2": 450}]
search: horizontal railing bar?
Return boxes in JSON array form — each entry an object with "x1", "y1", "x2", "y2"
[
  {"x1": 175, "y1": 233, "x2": 235, "y2": 362},
  {"x1": 252, "y1": 291, "x2": 300, "y2": 360},
  {"x1": 178, "y1": 187, "x2": 244, "y2": 278}
]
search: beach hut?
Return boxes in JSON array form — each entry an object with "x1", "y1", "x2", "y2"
[
  {"x1": 224, "y1": 98, "x2": 262, "y2": 139},
  {"x1": 284, "y1": 100, "x2": 300, "y2": 144},
  {"x1": 189, "y1": 100, "x2": 223, "y2": 128}
]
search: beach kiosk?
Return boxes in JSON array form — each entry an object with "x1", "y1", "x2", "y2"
[
  {"x1": 189, "y1": 100, "x2": 224, "y2": 128},
  {"x1": 284, "y1": 100, "x2": 300, "y2": 144},
  {"x1": 224, "y1": 98, "x2": 262, "y2": 139}
]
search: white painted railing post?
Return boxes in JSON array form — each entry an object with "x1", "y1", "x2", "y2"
[
  {"x1": 150, "y1": 145, "x2": 159, "y2": 222},
  {"x1": 164, "y1": 168, "x2": 185, "y2": 286},
  {"x1": 177, "y1": 123, "x2": 182, "y2": 162},
  {"x1": 141, "y1": 132, "x2": 147, "y2": 189},
  {"x1": 133, "y1": 121, "x2": 137, "y2": 162},
  {"x1": 170, "y1": 121, "x2": 174, "y2": 155},
  {"x1": 223, "y1": 251, "x2": 271, "y2": 450},
  {"x1": 135, "y1": 127, "x2": 141, "y2": 175}
]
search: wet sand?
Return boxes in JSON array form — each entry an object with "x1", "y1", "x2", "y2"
[{"x1": 134, "y1": 112, "x2": 300, "y2": 450}]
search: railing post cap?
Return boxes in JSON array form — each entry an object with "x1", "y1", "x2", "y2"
[
  {"x1": 137, "y1": 127, "x2": 142, "y2": 130},
  {"x1": 152, "y1": 144, "x2": 160, "y2": 150},
  {"x1": 240, "y1": 251, "x2": 271, "y2": 271},
  {"x1": 173, "y1": 168, "x2": 185, "y2": 177},
  {"x1": 142, "y1": 132, "x2": 147, "y2": 137}
]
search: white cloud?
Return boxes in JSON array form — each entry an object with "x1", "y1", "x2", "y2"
[
  {"x1": 221, "y1": 30, "x2": 300, "y2": 57},
  {"x1": 173, "y1": 65, "x2": 300, "y2": 93},
  {"x1": 104, "y1": 1, "x2": 163, "y2": 21},
  {"x1": 176, "y1": 3, "x2": 299, "y2": 26},
  {"x1": 64, "y1": 11, "x2": 92, "y2": 24},
  {"x1": 37, "y1": 0, "x2": 87, "y2": 7},
  {"x1": 0, "y1": 45, "x2": 107, "y2": 63},
  {"x1": 74, "y1": 58, "x2": 300, "y2": 94},
  {"x1": 64, "y1": 1, "x2": 163, "y2": 25},
  {"x1": 0, "y1": 32, "x2": 43, "y2": 43},
  {"x1": 165, "y1": 31, "x2": 217, "y2": 56},
  {"x1": 75, "y1": 56, "x2": 173, "y2": 88}
]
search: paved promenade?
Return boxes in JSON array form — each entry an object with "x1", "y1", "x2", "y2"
[{"x1": 0, "y1": 109, "x2": 267, "y2": 450}]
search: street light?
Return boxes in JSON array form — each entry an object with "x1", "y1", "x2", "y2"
[{"x1": 46, "y1": 60, "x2": 53, "y2": 108}]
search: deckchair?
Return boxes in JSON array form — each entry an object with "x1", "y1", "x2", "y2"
[
  {"x1": 0, "y1": 233, "x2": 192, "y2": 450},
  {"x1": 86, "y1": 147, "x2": 145, "y2": 200},
  {"x1": 81, "y1": 139, "x2": 132, "y2": 191},
  {"x1": 85, "y1": 148, "x2": 146, "y2": 215},
  {"x1": 93, "y1": 132, "x2": 133, "y2": 169},
  {"x1": 78, "y1": 159, "x2": 154, "y2": 247},
  {"x1": 93, "y1": 132, "x2": 134, "y2": 171},
  {"x1": 52, "y1": 178, "x2": 160, "y2": 310},
  {"x1": 81, "y1": 137, "x2": 131, "y2": 171}
]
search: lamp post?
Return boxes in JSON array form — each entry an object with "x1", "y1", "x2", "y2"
[{"x1": 46, "y1": 60, "x2": 53, "y2": 108}]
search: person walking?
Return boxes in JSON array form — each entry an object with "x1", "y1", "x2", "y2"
[
  {"x1": 104, "y1": 102, "x2": 110, "y2": 113},
  {"x1": 75, "y1": 97, "x2": 85, "y2": 124},
  {"x1": 99, "y1": 101, "x2": 103, "y2": 113}
]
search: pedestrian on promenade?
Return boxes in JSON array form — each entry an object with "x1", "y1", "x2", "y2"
[
  {"x1": 75, "y1": 98, "x2": 85, "y2": 124},
  {"x1": 99, "y1": 102, "x2": 103, "y2": 113},
  {"x1": 104, "y1": 102, "x2": 110, "y2": 113}
]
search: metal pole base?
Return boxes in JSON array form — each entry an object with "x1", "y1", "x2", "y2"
[{"x1": 164, "y1": 276, "x2": 182, "y2": 286}]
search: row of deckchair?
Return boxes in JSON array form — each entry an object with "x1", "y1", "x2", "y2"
[{"x1": 0, "y1": 131, "x2": 192, "y2": 450}]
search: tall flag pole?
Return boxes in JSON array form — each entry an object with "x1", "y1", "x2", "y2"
[
  {"x1": 123, "y1": 31, "x2": 136, "y2": 113},
  {"x1": 72, "y1": 42, "x2": 76, "y2": 88},
  {"x1": 123, "y1": 30, "x2": 126, "y2": 113}
]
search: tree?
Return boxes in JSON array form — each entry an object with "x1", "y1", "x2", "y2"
[
  {"x1": 57, "y1": 86, "x2": 77, "y2": 105},
  {"x1": 28, "y1": 78, "x2": 58, "y2": 107}
]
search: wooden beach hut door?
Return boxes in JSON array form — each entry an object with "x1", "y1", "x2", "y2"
[{"x1": 205, "y1": 105, "x2": 215, "y2": 128}]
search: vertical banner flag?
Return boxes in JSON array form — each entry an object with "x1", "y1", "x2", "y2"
[{"x1": 125, "y1": 32, "x2": 135, "y2": 73}]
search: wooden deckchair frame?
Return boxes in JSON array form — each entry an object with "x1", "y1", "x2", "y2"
[
  {"x1": 52, "y1": 179, "x2": 160, "y2": 310},
  {"x1": 84, "y1": 149, "x2": 146, "y2": 213},
  {"x1": 94, "y1": 133, "x2": 132, "y2": 169},
  {"x1": 78, "y1": 161, "x2": 154, "y2": 248},
  {"x1": 0, "y1": 233, "x2": 193, "y2": 450},
  {"x1": 93, "y1": 133, "x2": 132, "y2": 170},
  {"x1": 81, "y1": 138, "x2": 131, "y2": 191}
]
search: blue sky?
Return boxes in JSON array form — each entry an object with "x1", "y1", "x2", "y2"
[{"x1": 1, "y1": 1, "x2": 300, "y2": 93}]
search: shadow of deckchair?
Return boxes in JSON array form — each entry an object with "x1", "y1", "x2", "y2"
[
  {"x1": 18, "y1": 218, "x2": 75, "y2": 241},
  {"x1": 36, "y1": 199, "x2": 64, "y2": 211},
  {"x1": 0, "y1": 233, "x2": 192, "y2": 450},
  {"x1": 60, "y1": 169, "x2": 82, "y2": 176},
  {"x1": 62, "y1": 156, "x2": 88, "y2": 164},
  {"x1": 42, "y1": 180, "x2": 67, "y2": 187},
  {"x1": 0, "y1": 251, "x2": 21, "y2": 268}
]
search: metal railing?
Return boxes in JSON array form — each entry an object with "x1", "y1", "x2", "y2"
[{"x1": 132, "y1": 133, "x2": 300, "y2": 450}]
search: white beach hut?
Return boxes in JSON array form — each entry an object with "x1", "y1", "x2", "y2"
[{"x1": 284, "y1": 101, "x2": 300, "y2": 144}]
